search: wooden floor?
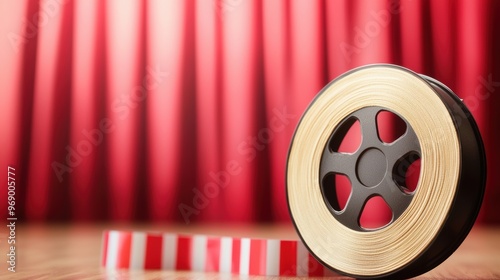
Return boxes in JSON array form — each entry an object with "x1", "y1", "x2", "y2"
[{"x1": 0, "y1": 224, "x2": 499, "y2": 279}]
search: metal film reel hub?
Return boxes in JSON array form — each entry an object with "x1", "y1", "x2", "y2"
[
  {"x1": 320, "y1": 106, "x2": 421, "y2": 231},
  {"x1": 286, "y1": 64, "x2": 486, "y2": 279}
]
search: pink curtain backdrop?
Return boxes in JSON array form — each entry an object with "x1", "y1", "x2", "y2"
[{"x1": 1, "y1": 0, "x2": 499, "y2": 224}]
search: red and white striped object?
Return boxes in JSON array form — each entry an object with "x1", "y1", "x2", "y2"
[{"x1": 101, "y1": 231, "x2": 336, "y2": 276}]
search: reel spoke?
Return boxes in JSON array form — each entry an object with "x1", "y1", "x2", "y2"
[
  {"x1": 320, "y1": 151, "x2": 356, "y2": 179},
  {"x1": 387, "y1": 125, "x2": 421, "y2": 161},
  {"x1": 377, "y1": 178, "x2": 413, "y2": 219},
  {"x1": 334, "y1": 183, "x2": 367, "y2": 231},
  {"x1": 353, "y1": 107, "x2": 381, "y2": 148}
]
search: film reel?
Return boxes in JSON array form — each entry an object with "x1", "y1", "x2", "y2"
[{"x1": 286, "y1": 64, "x2": 486, "y2": 278}]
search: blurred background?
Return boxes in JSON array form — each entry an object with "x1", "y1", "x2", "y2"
[{"x1": 0, "y1": 0, "x2": 499, "y2": 225}]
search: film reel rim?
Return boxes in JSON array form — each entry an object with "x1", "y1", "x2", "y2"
[
  {"x1": 286, "y1": 64, "x2": 486, "y2": 279},
  {"x1": 398, "y1": 75, "x2": 487, "y2": 278}
]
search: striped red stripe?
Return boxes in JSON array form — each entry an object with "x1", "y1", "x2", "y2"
[
  {"x1": 308, "y1": 253, "x2": 323, "y2": 276},
  {"x1": 205, "y1": 237, "x2": 220, "y2": 272},
  {"x1": 176, "y1": 236, "x2": 192, "y2": 270},
  {"x1": 249, "y1": 239, "x2": 266, "y2": 275},
  {"x1": 116, "y1": 232, "x2": 132, "y2": 268},
  {"x1": 279, "y1": 240, "x2": 297, "y2": 276},
  {"x1": 145, "y1": 234, "x2": 162, "y2": 269},
  {"x1": 231, "y1": 238, "x2": 241, "y2": 273},
  {"x1": 101, "y1": 231, "x2": 109, "y2": 266}
]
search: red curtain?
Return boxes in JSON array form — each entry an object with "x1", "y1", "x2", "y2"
[{"x1": 1, "y1": 0, "x2": 499, "y2": 224}]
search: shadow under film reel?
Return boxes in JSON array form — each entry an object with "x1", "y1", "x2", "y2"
[{"x1": 286, "y1": 64, "x2": 486, "y2": 279}]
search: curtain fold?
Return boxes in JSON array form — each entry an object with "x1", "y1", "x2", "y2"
[{"x1": 1, "y1": 0, "x2": 498, "y2": 223}]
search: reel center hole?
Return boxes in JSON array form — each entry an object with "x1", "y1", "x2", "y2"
[{"x1": 356, "y1": 148, "x2": 387, "y2": 187}]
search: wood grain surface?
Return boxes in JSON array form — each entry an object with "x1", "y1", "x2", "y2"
[{"x1": 0, "y1": 224, "x2": 499, "y2": 279}]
